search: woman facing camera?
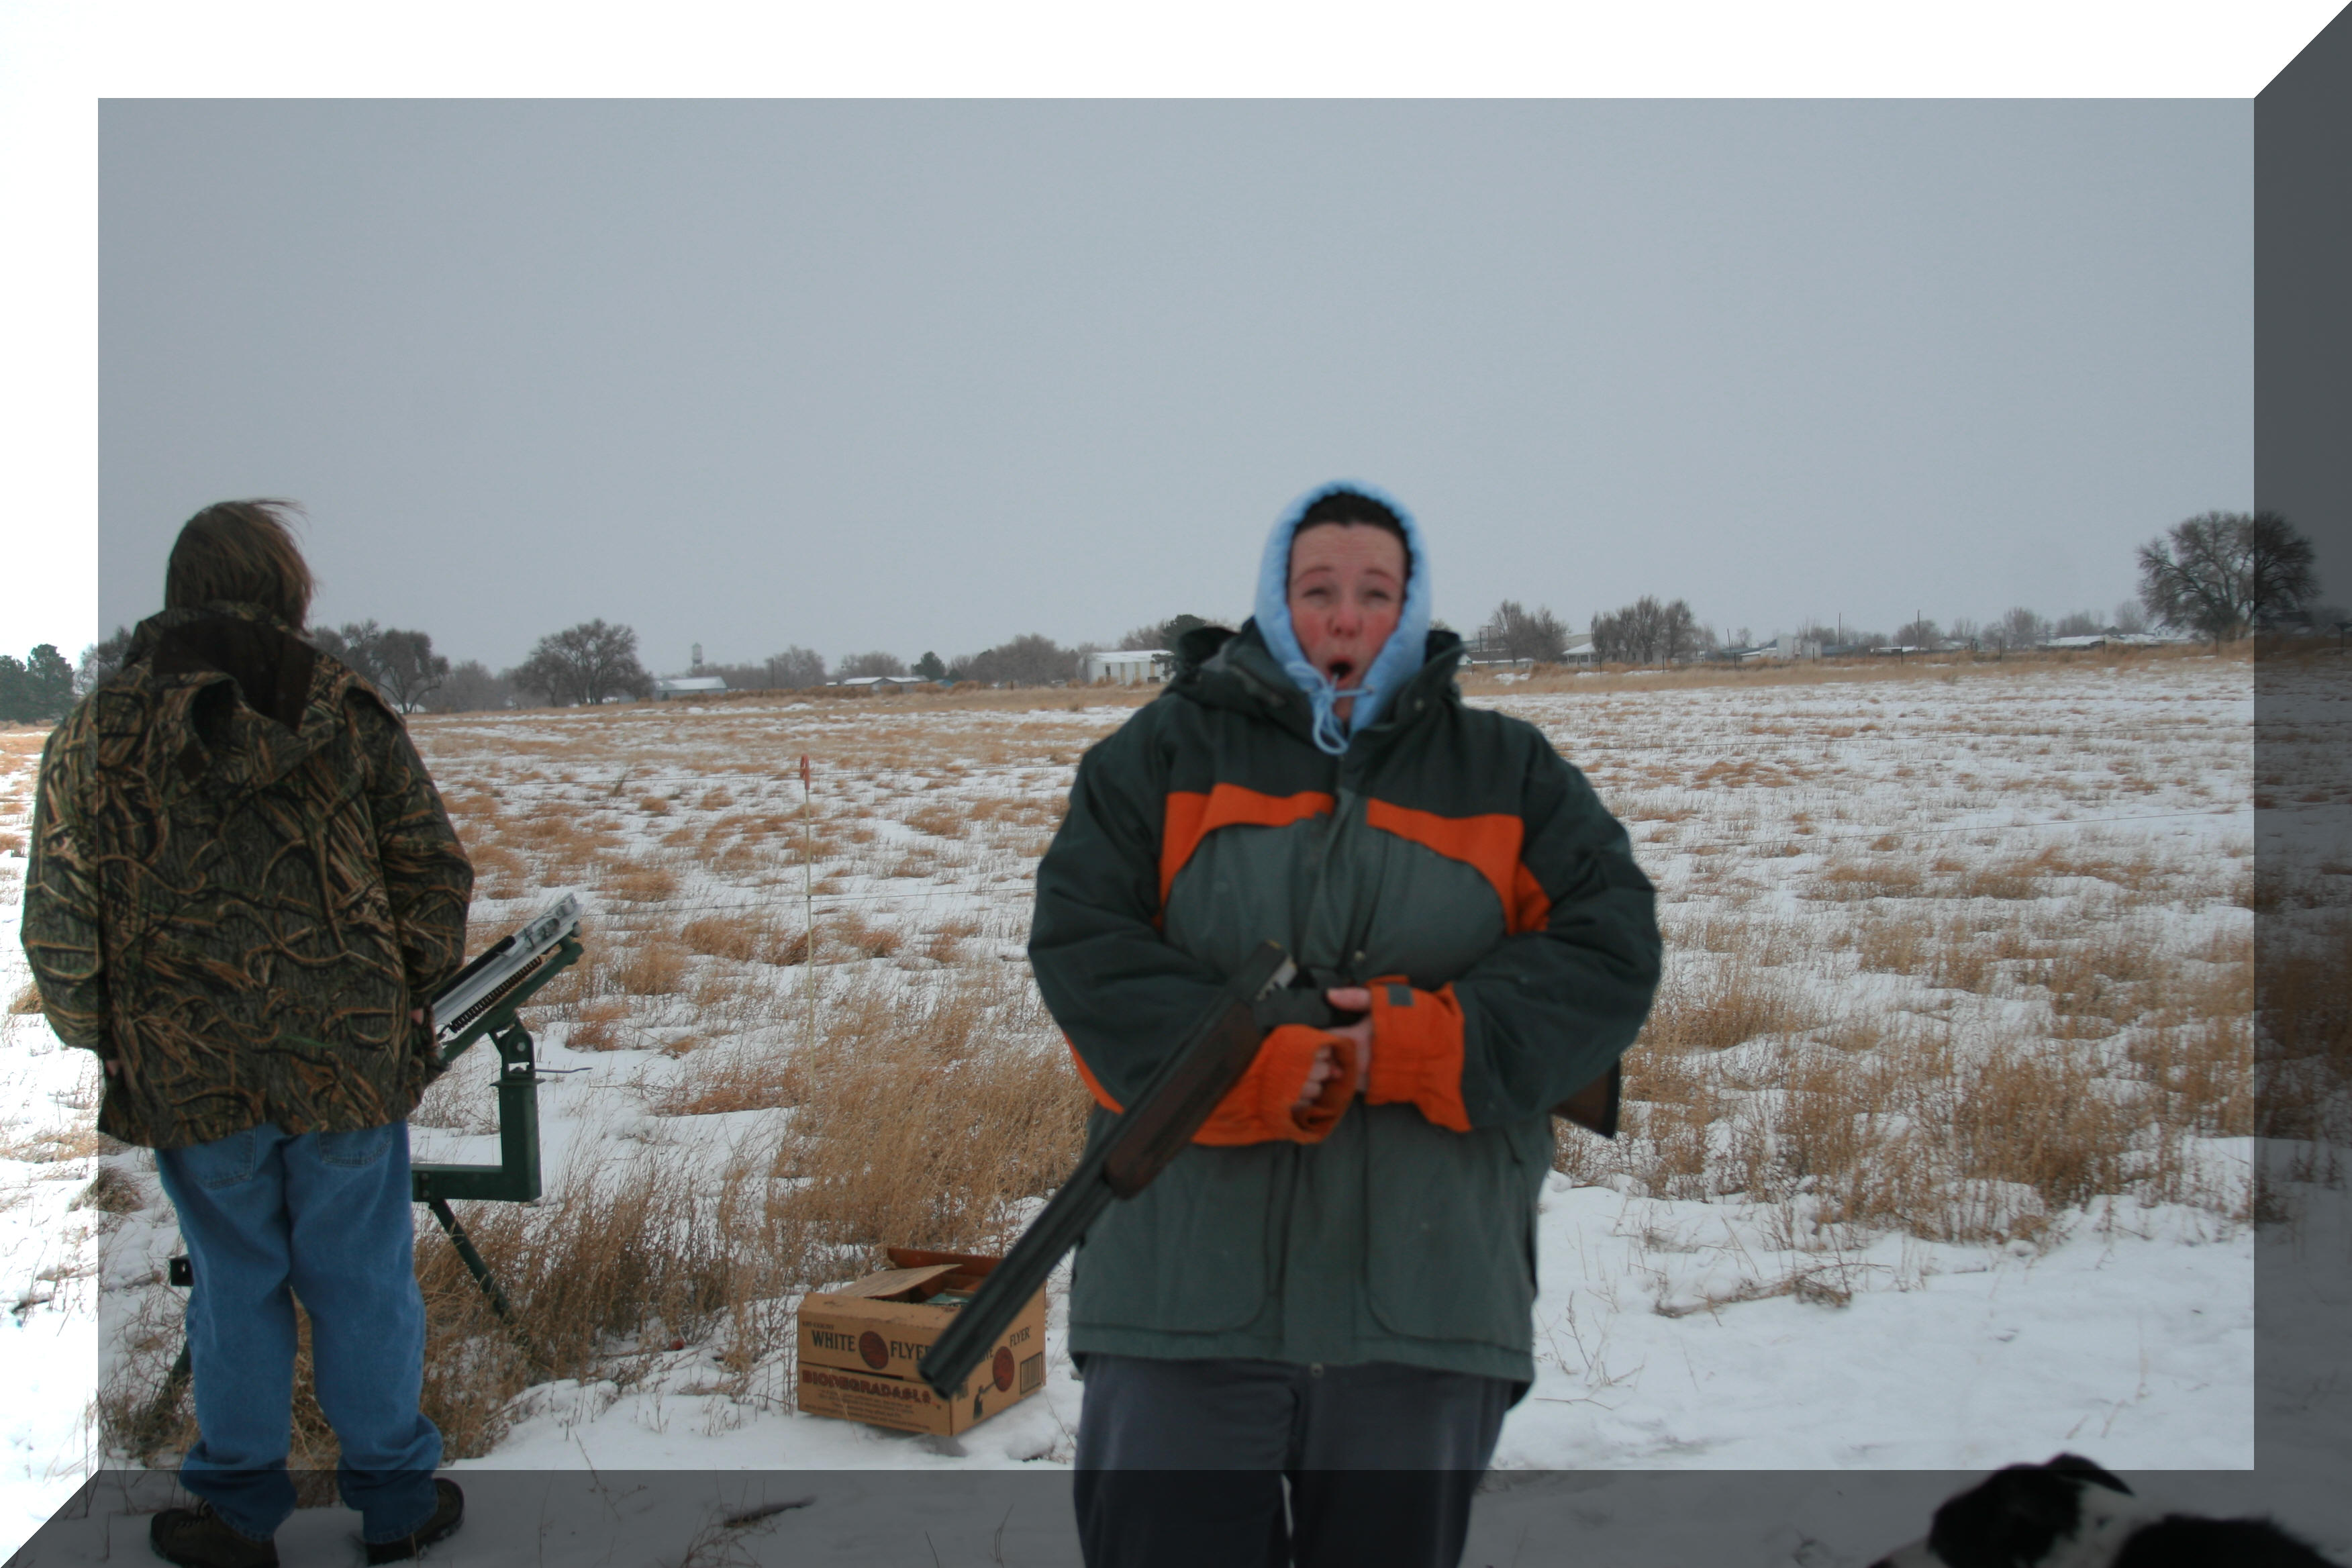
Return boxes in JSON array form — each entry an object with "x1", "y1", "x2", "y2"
[{"x1": 1029, "y1": 484, "x2": 1661, "y2": 1568}]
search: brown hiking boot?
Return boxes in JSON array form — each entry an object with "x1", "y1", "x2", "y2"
[
  {"x1": 148, "y1": 1501, "x2": 279, "y2": 1568},
  {"x1": 364, "y1": 1479, "x2": 464, "y2": 1564}
]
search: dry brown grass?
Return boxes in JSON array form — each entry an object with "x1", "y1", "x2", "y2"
[
  {"x1": 1810, "y1": 856, "x2": 1928, "y2": 902},
  {"x1": 2259, "y1": 912, "x2": 2352, "y2": 1144},
  {"x1": 768, "y1": 967, "x2": 1094, "y2": 1275},
  {"x1": 103, "y1": 1139, "x2": 795, "y2": 1467},
  {"x1": 903, "y1": 801, "x2": 970, "y2": 839},
  {"x1": 565, "y1": 995, "x2": 634, "y2": 1050},
  {"x1": 464, "y1": 843, "x2": 530, "y2": 902},
  {"x1": 680, "y1": 911, "x2": 781, "y2": 964},
  {"x1": 611, "y1": 936, "x2": 690, "y2": 997},
  {"x1": 0, "y1": 1120, "x2": 111, "y2": 1163},
  {"x1": 1636, "y1": 954, "x2": 1814, "y2": 1053},
  {"x1": 605, "y1": 861, "x2": 681, "y2": 904},
  {"x1": 650, "y1": 1040, "x2": 797, "y2": 1117},
  {"x1": 823, "y1": 912, "x2": 904, "y2": 961}
]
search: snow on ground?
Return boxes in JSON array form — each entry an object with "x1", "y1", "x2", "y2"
[
  {"x1": 1, "y1": 731, "x2": 105, "y2": 1554},
  {"x1": 6, "y1": 652, "x2": 2342, "y2": 1563}
]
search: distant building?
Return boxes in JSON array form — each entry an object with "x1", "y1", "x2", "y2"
[
  {"x1": 1083, "y1": 649, "x2": 1172, "y2": 685},
  {"x1": 1463, "y1": 630, "x2": 1596, "y2": 667},
  {"x1": 831, "y1": 674, "x2": 938, "y2": 695},
  {"x1": 1738, "y1": 637, "x2": 1822, "y2": 663},
  {"x1": 654, "y1": 675, "x2": 728, "y2": 699}
]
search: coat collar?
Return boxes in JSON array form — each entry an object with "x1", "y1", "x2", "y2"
[
  {"x1": 117, "y1": 602, "x2": 374, "y2": 789},
  {"x1": 1179, "y1": 620, "x2": 1464, "y2": 756}
]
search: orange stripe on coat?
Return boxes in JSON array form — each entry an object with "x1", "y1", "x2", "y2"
[
  {"x1": 1159, "y1": 785, "x2": 1336, "y2": 907},
  {"x1": 1363, "y1": 799, "x2": 1552, "y2": 934},
  {"x1": 1066, "y1": 1038, "x2": 1123, "y2": 1113}
]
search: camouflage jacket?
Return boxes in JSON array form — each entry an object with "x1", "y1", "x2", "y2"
[{"x1": 21, "y1": 601, "x2": 473, "y2": 1149}]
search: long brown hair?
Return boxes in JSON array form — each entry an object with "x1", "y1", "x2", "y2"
[{"x1": 164, "y1": 499, "x2": 315, "y2": 627}]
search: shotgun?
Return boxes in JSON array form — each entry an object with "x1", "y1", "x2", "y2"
[{"x1": 918, "y1": 941, "x2": 1621, "y2": 1397}]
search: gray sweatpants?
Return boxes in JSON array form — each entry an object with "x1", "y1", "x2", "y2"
[{"x1": 1072, "y1": 1355, "x2": 1518, "y2": 1568}]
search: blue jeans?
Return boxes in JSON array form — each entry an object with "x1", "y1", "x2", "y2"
[{"x1": 153, "y1": 1121, "x2": 442, "y2": 1543}]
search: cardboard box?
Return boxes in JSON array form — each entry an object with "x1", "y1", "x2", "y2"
[{"x1": 795, "y1": 1247, "x2": 1047, "y2": 1436}]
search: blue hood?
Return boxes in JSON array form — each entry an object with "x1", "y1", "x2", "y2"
[{"x1": 1253, "y1": 483, "x2": 1433, "y2": 756}]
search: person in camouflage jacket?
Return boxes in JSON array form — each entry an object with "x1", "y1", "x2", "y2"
[
  {"x1": 23, "y1": 599, "x2": 473, "y2": 1148},
  {"x1": 21, "y1": 501, "x2": 473, "y2": 1567}
]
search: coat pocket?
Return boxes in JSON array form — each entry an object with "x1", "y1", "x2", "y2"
[
  {"x1": 1069, "y1": 1138, "x2": 1278, "y2": 1334},
  {"x1": 1362, "y1": 1109, "x2": 1542, "y2": 1349}
]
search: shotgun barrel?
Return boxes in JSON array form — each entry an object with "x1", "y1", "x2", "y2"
[{"x1": 922, "y1": 941, "x2": 1355, "y2": 1398}]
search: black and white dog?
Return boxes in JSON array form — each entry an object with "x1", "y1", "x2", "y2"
[{"x1": 1871, "y1": 1453, "x2": 2340, "y2": 1567}]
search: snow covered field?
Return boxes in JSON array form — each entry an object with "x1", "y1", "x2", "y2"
[{"x1": 9, "y1": 649, "x2": 2347, "y2": 1563}]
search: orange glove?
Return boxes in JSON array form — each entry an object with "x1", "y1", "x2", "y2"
[
  {"x1": 1193, "y1": 1024, "x2": 1359, "y2": 1145},
  {"x1": 1364, "y1": 980, "x2": 1471, "y2": 1132}
]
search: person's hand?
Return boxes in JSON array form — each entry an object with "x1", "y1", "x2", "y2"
[{"x1": 1289, "y1": 987, "x2": 1375, "y2": 1120}]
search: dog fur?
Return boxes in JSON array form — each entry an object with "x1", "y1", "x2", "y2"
[{"x1": 1871, "y1": 1453, "x2": 2339, "y2": 1567}]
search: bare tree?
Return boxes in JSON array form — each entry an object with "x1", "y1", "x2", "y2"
[
  {"x1": 2243, "y1": 511, "x2": 2323, "y2": 629},
  {"x1": 309, "y1": 620, "x2": 450, "y2": 713},
  {"x1": 1894, "y1": 617, "x2": 1941, "y2": 648},
  {"x1": 508, "y1": 619, "x2": 654, "y2": 706},
  {"x1": 2137, "y1": 511, "x2": 2318, "y2": 646},
  {"x1": 1657, "y1": 599, "x2": 1700, "y2": 663},
  {"x1": 1477, "y1": 601, "x2": 1571, "y2": 663},
  {"x1": 1587, "y1": 607, "x2": 1626, "y2": 664},
  {"x1": 1948, "y1": 617, "x2": 1981, "y2": 650},
  {"x1": 430, "y1": 660, "x2": 516, "y2": 713},
  {"x1": 837, "y1": 650, "x2": 908, "y2": 679},
  {"x1": 2052, "y1": 610, "x2": 2104, "y2": 639},
  {"x1": 2111, "y1": 599, "x2": 2149, "y2": 635},
  {"x1": 1120, "y1": 614, "x2": 1211, "y2": 652},
  {"x1": 1589, "y1": 595, "x2": 1694, "y2": 665},
  {"x1": 767, "y1": 646, "x2": 828, "y2": 688},
  {"x1": 308, "y1": 621, "x2": 376, "y2": 678},
  {"x1": 369, "y1": 629, "x2": 450, "y2": 712},
  {"x1": 1999, "y1": 607, "x2": 2050, "y2": 649},
  {"x1": 951, "y1": 634, "x2": 1078, "y2": 686}
]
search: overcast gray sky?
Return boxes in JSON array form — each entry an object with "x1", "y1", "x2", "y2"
[{"x1": 98, "y1": 99, "x2": 2250, "y2": 673}]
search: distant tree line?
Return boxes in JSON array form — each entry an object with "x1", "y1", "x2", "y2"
[
  {"x1": 0, "y1": 645, "x2": 75, "y2": 723},
  {"x1": 1588, "y1": 597, "x2": 1704, "y2": 665},
  {"x1": 38, "y1": 507, "x2": 2317, "y2": 728}
]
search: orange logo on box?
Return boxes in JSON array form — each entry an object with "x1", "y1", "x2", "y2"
[
  {"x1": 993, "y1": 1346, "x2": 1015, "y2": 1391},
  {"x1": 859, "y1": 1331, "x2": 891, "y2": 1370}
]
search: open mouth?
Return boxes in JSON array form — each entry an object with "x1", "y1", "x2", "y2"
[{"x1": 1324, "y1": 659, "x2": 1355, "y2": 683}]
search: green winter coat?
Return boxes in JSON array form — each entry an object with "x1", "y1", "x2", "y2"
[
  {"x1": 21, "y1": 602, "x2": 473, "y2": 1150},
  {"x1": 1029, "y1": 622, "x2": 1661, "y2": 1385}
]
